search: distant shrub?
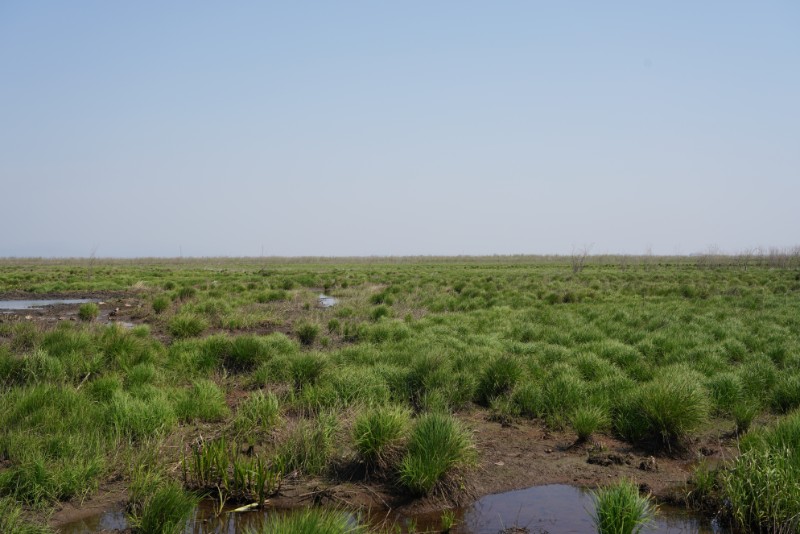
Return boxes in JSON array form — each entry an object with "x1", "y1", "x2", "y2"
[{"x1": 78, "y1": 303, "x2": 100, "y2": 322}]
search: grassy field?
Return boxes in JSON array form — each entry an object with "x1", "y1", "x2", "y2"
[{"x1": 1, "y1": 255, "x2": 799, "y2": 533}]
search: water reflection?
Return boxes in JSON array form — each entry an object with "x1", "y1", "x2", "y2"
[
  {"x1": 58, "y1": 485, "x2": 725, "y2": 534},
  {"x1": 0, "y1": 298, "x2": 94, "y2": 311}
]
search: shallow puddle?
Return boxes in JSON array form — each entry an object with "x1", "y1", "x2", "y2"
[
  {"x1": 453, "y1": 484, "x2": 723, "y2": 533},
  {"x1": 58, "y1": 484, "x2": 724, "y2": 533},
  {"x1": 318, "y1": 294, "x2": 338, "y2": 308},
  {"x1": 0, "y1": 298, "x2": 95, "y2": 311}
]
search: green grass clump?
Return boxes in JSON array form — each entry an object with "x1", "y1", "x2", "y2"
[
  {"x1": 476, "y1": 355, "x2": 523, "y2": 405},
  {"x1": 570, "y1": 405, "x2": 610, "y2": 442},
  {"x1": 290, "y1": 352, "x2": 328, "y2": 389},
  {"x1": 152, "y1": 295, "x2": 170, "y2": 314},
  {"x1": 174, "y1": 379, "x2": 229, "y2": 422},
  {"x1": 106, "y1": 390, "x2": 176, "y2": 440},
  {"x1": 352, "y1": 405, "x2": 411, "y2": 470},
  {"x1": 0, "y1": 497, "x2": 52, "y2": 534},
  {"x1": 370, "y1": 305, "x2": 391, "y2": 321},
  {"x1": 234, "y1": 390, "x2": 280, "y2": 435},
  {"x1": 78, "y1": 302, "x2": 100, "y2": 322},
  {"x1": 295, "y1": 322, "x2": 320, "y2": 346},
  {"x1": 132, "y1": 482, "x2": 198, "y2": 534},
  {"x1": 278, "y1": 413, "x2": 338, "y2": 476},
  {"x1": 769, "y1": 373, "x2": 800, "y2": 414},
  {"x1": 398, "y1": 413, "x2": 474, "y2": 495},
  {"x1": 256, "y1": 289, "x2": 288, "y2": 303},
  {"x1": 168, "y1": 314, "x2": 208, "y2": 338},
  {"x1": 177, "y1": 286, "x2": 197, "y2": 300},
  {"x1": 614, "y1": 367, "x2": 709, "y2": 446},
  {"x1": 256, "y1": 507, "x2": 363, "y2": 534},
  {"x1": 592, "y1": 479, "x2": 656, "y2": 534}
]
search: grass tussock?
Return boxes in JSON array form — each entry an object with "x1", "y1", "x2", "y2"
[
  {"x1": 254, "y1": 507, "x2": 363, "y2": 534},
  {"x1": 592, "y1": 479, "x2": 656, "y2": 534},
  {"x1": 131, "y1": 481, "x2": 198, "y2": 534},
  {"x1": 399, "y1": 413, "x2": 474, "y2": 496},
  {"x1": 352, "y1": 405, "x2": 411, "y2": 471}
]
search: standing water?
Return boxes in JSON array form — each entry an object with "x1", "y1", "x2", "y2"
[
  {"x1": 58, "y1": 484, "x2": 725, "y2": 533},
  {"x1": 318, "y1": 294, "x2": 338, "y2": 308},
  {"x1": 0, "y1": 299, "x2": 95, "y2": 311}
]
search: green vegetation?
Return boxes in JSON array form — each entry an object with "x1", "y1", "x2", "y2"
[
  {"x1": 399, "y1": 413, "x2": 474, "y2": 495},
  {"x1": 1, "y1": 255, "x2": 799, "y2": 529},
  {"x1": 255, "y1": 507, "x2": 363, "y2": 534},
  {"x1": 131, "y1": 482, "x2": 198, "y2": 534},
  {"x1": 352, "y1": 405, "x2": 411, "y2": 470},
  {"x1": 721, "y1": 409, "x2": 800, "y2": 532},
  {"x1": 591, "y1": 479, "x2": 656, "y2": 534},
  {"x1": 152, "y1": 295, "x2": 170, "y2": 314},
  {"x1": 0, "y1": 496, "x2": 52, "y2": 534},
  {"x1": 570, "y1": 405, "x2": 610, "y2": 442},
  {"x1": 78, "y1": 302, "x2": 100, "y2": 321}
]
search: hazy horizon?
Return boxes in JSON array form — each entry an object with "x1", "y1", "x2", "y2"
[{"x1": 2, "y1": 3, "x2": 798, "y2": 258}]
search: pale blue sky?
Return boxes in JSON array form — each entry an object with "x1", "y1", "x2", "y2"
[{"x1": 1, "y1": 2, "x2": 798, "y2": 257}]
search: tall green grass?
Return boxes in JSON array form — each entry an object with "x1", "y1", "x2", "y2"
[
  {"x1": 132, "y1": 482, "x2": 198, "y2": 534},
  {"x1": 398, "y1": 413, "x2": 474, "y2": 495},
  {"x1": 721, "y1": 410, "x2": 800, "y2": 532},
  {"x1": 352, "y1": 405, "x2": 410, "y2": 470},
  {"x1": 278, "y1": 413, "x2": 338, "y2": 476},
  {"x1": 592, "y1": 480, "x2": 656, "y2": 534},
  {"x1": 0, "y1": 497, "x2": 52, "y2": 534},
  {"x1": 613, "y1": 366, "x2": 709, "y2": 446},
  {"x1": 253, "y1": 507, "x2": 363, "y2": 534}
]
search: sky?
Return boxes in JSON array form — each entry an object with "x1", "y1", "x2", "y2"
[{"x1": 1, "y1": 2, "x2": 798, "y2": 257}]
